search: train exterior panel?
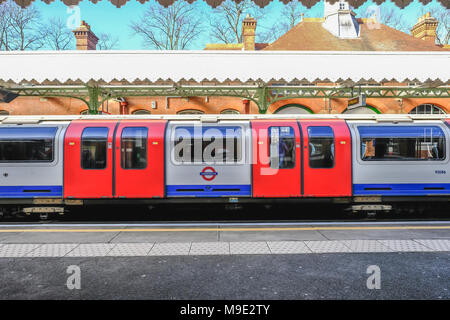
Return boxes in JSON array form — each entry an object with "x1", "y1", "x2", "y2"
[
  {"x1": 348, "y1": 120, "x2": 450, "y2": 196},
  {"x1": 64, "y1": 120, "x2": 117, "y2": 198},
  {"x1": 114, "y1": 120, "x2": 166, "y2": 198},
  {"x1": 252, "y1": 120, "x2": 302, "y2": 198},
  {"x1": 164, "y1": 121, "x2": 252, "y2": 197},
  {"x1": 300, "y1": 119, "x2": 352, "y2": 197},
  {"x1": 0, "y1": 122, "x2": 68, "y2": 198}
]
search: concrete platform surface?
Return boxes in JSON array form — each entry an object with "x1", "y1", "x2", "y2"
[{"x1": 0, "y1": 253, "x2": 449, "y2": 299}]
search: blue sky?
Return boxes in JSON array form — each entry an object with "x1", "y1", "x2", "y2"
[{"x1": 34, "y1": 0, "x2": 447, "y2": 50}]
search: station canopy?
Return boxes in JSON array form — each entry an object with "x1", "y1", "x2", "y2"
[
  {"x1": 5, "y1": 0, "x2": 450, "y2": 9},
  {"x1": 0, "y1": 51, "x2": 448, "y2": 85},
  {"x1": 1, "y1": 50, "x2": 449, "y2": 114}
]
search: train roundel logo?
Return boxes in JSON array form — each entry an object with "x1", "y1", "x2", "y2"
[{"x1": 200, "y1": 167, "x2": 218, "y2": 181}]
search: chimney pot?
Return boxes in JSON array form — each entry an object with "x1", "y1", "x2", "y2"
[
  {"x1": 241, "y1": 15, "x2": 257, "y2": 51},
  {"x1": 73, "y1": 20, "x2": 99, "y2": 50},
  {"x1": 411, "y1": 12, "x2": 438, "y2": 43}
]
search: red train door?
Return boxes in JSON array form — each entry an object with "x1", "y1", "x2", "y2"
[
  {"x1": 114, "y1": 120, "x2": 166, "y2": 198},
  {"x1": 252, "y1": 120, "x2": 301, "y2": 197},
  {"x1": 64, "y1": 120, "x2": 117, "y2": 198},
  {"x1": 299, "y1": 120, "x2": 351, "y2": 197}
]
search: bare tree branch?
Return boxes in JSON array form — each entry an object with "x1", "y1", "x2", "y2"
[
  {"x1": 0, "y1": 0, "x2": 45, "y2": 51},
  {"x1": 130, "y1": 0, "x2": 203, "y2": 50},
  {"x1": 209, "y1": 0, "x2": 266, "y2": 44},
  {"x1": 43, "y1": 17, "x2": 73, "y2": 50},
  {"x1": 420, "y1": 6, "x2": 449, "y2": 45},
  {"x1": 97, "y1": 32, "x2": 119, "y2": 50}
]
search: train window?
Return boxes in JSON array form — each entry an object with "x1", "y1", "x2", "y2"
[
  {"x1": 308, "y1": 126, "x2": 335, "y2": 168},
  {"x1": 173, "y1": 126, "x2": 242, "y2": 163},
  {"x1": 269, "y1": 126, "x2": 295, "y2": 169},
  {"x1": 121, "y1": 127, "x2": 148, "y2": 169},
  {"x1": 359, "y1": 126, "x2": 445, "y2": 161},
  {"x1": 81, "y1": 127, "x2": 109, "y2": 169},
  {"x1": 0, "y1": 127, "x2": 57, "y2": 162}
]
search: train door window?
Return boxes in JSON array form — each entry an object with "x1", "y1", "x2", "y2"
[
  {"x1": 121, "y1": 127, "x2": 148, "y2": 169},
  {"x1": 359, "y1": 126, "x2": 445, "y2": 161},
  {"x1": 81, "y1": 127, "x2": 109, "y2": 169},
  {"x1": 308, "y1": 126, "x2": 335, "y2": 168},
  {"x1": 173, "y1": 126, "x2": 242, "y2": 164},
  {"x1": 0, "y1": 127, "x2": 57, "y2": 162},
  {"x1": 269, "y1": 126, "x2": 295, "y2": 169}
]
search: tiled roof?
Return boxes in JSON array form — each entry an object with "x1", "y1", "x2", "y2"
[{"x1": 264, "y1": 19, "x2": 449, "y2": 51}]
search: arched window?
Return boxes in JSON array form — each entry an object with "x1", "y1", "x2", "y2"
[
  {"x1": 0, "y1": 110, "x2": 9, "y2": 115},
  {"x1": 220, "y1": 109, "x2": 240, "y2": 114},
  {"x1": 133, "y1": 109, "x2": 151, "y2": 115},
  {"x1": 343, "y1": 105, "x2": 380, "y2": 114},
  {"x1": 274, "y1": 104, "x2": 313, "y2": 114},
  {"x1": 409, "y1": 104, "x2": 446, "y2": 115},
  {"x1": 177, "y1": 109, "x2": 205, "y2": 115}
]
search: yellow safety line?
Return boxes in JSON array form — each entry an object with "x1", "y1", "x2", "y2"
[{"x1": 0, "y1": 226, "x2": 449, "y2": 232}]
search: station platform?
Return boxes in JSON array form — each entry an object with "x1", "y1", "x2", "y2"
[
  {"x1": 0, "y1": 221, "x2": 449, "y2": 300},
  {"x1": 0, "y1": 221, "x2": 449, "y2": 257}
]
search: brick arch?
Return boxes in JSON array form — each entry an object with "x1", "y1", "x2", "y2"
[
  {"x1": 131, "y1": 108, "x2": 151, "y2": 114},
  {"x1": 406, "y1": 103, "x2": 448, "y2": 114},
  {"x1": 363, "y1": 100, "x2": 392, "y2": 114},
  {"x1": 220, "y1": 108, "x2": 240, "y2": 114},
  {"x1": 268, "y1": 99, "x2": 320, "y2": 114},
  {"x1": 177, "y1": 108, "x2": 206, "y2": 114},
  {"x1": 341, "y1": 104, "x2": 381, "y2": 114},
  {"x1": 273, "y1": 104, "x2": 314, "y2": 114}
]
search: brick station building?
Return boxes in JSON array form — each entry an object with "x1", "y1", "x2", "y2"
[{"x1": 0, "y1": 1, "x2": 448, "y2": 116}]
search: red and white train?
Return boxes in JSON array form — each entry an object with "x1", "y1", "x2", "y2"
[{"x1": 0, "y1": 114, "x2": 449, "y2": 217}]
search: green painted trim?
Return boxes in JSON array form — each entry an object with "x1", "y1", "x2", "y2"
[{"x1": 274, "y1": 104, "x2": 314, "y2": 114}]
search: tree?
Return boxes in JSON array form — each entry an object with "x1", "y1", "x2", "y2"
[
  {"x1": 0, "y1": 0, "x2": 44, "y2": 51},
  {"x1": 97, "y1": 32, "x2": 119, "y2": 50},
  {"x1": 43, "y1": 17, "x2": 73, "y2": 50},
  {"x1": 258, "y1": 1, "x2": 304, "y2": 43},
  {"x1": 361, "y1": 6, "x2": 410, "y2": 33},
  {"x1": 130, "y1": 0, "x2": 203, "y2": 50},
  {"x1": 209, "y1": 0, "x2": 266, "y2": 44},
  {"x1": 280, "y1": 1, "x2": 304, "y2": 33},
  {"x1": 421, "y1": 6, "x2": 449, "y2": 45}
]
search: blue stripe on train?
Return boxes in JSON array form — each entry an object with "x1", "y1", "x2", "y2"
[
  {"x1": 354, "y1": 183, "x2": 450, "y2": 196},
  {"x1": 167, "y1": 184, "x2": 251, "y2": 197},
  {"x1": 0, "y1": 186, "x2": 63, "y2": 198}
]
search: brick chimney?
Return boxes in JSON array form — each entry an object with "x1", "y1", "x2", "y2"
[
  {"x1": 411, "y1": 12, "x2": 438, "y2": 42},
  {"x1": 241, "y1": 15, "x2": 257, "y2": 51},
  {"x1": 73, "y1": 21, "x2": 99, "y2": 50}
]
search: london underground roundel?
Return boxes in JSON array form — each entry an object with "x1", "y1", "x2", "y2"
[{"x1": 200, "y1": 167, "x2": 218, "y2": 181}]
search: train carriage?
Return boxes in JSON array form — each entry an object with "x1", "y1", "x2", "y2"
[{"x1": 0, "y1": 114, "x2": 449, "y2": 218}]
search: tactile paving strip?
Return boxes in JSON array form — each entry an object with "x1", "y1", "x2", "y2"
[
  {"x1": 148, "y1": 242, "x2": 191, "y2": 256},
  {"x1": 25, "y1": 244, "x2": 79, "y2": 257},
  {"x1": 342, "y1": 240, "x2": 393, "y2": 253},
  {"x1": 0, "y1": 244, "x2": 42, "y2": 257},
  {"x1": 107, "y1": 243, "x2": 154, "y2": 256},
  {"x1": 378, "y1": 240, "x2": 432, "y2": 252},
  {"x1": 267, "y1": 241, "x2": 311, "y2": 254},
  {"x1": 305, "y1": 241, "x2": 352, "y2": 253},
  {"x1": 189, "y1": 242, "x2": 230, "y2": 255},
  {"x1": 65, "y1": 244, "x2": 116, "y2": 257},
  {"x1": 414, "y1": 239, "x2": 450, "y2": 252},
  {"x1": 229, "y1": 241, "x2": 270, "y2": 255},
  {"x1": 0, "y1": 239, "x2": 449, "y2": 258}
]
